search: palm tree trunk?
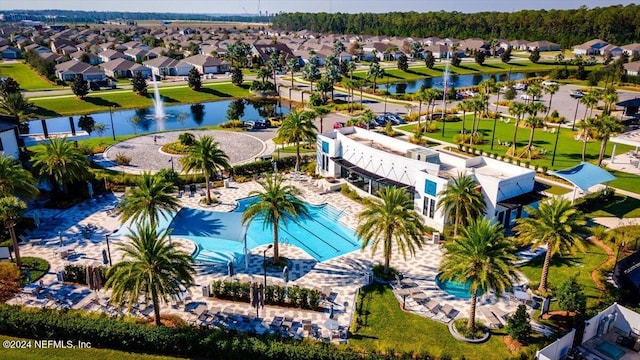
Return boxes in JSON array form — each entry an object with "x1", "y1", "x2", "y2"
[
  {"x1": 598, "y1": 138, "x2": 608, "y2": 166},
  {"x1": 418, "y1": 101, "x2": 423, "y2": 126},
  {"x1": 525, "y1": 128, "x2": 536, "y2": 160},
  {"x1": 581, "y1": 134, "x2": 588, "y2": 162},
  {"x1": 360, "y1": 86, "x2": 363, "y2": 107},
  {"x1": 469, "y1": 112, "x2": 477, "y2": 144},
  {"x1": 511, "y1": 118, "x2": 520, "y2": 154},
  {"x1": 205, "y1": 174, "x2": 211, "y2": 204},
  {"x1": 545, "y1": 95, "x2": 554, "y2": 120},
  {"x1": 461, "y1": 110, "x2": 466, "y2": 134},
  {"x1": 384, "y1": 234, "x2": 392, "y2": 274},
  {"x1": 9, "y1": 224, "x2": 21, "y2": 268},
  {"x1": 538, "y1": 247, "x2": 552, "y2": 292},
  {"x1": 468, "y1": 290, "x2": 478, "y2": 330},
  {"x1": 453, "y1": 205, "x2": 460, "y2": 236},
  {"x1": 151, "y1": 287, "x2": 162, "y2": 326},
  {"x1": 273, "y1": 221, "x2": 280, "y2": 264},
  {"x1": 295, "y1": 140, "x2": 300, "y2": 172}
]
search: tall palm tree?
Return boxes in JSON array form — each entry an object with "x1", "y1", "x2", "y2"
[
  {"x1": 286, "y1": 58, "x2": 299, "y2": 89},
  {"x1": 367, "y1": 62, "x2": 385, "y2": 91},
  {"x1": 356, "y1": 186, "x2": 426, "y2": 274},
  {"x1": 580, "y1": 92, "x2": 599, "y2": 120},
  {"x1": 105, "y1": 224, "x2": 195, "y2": 326},
  {"x1": 524, "y1": 83, "x2": 542, "y2": 105},
  {"x1": 118, "y1": 172, "x2": 180, "y2": 229},
  {"x1": 520, "y1": 116, "x2": 545, "y2": 160},
  {"x1": 302, "y1": 63, "x2": 321, "y2": 92},
  {"x1": 469, "y1": 95, "x2": 486, "y2": 142},
  {"x1": 514, "y1": 197, "x2": 587, "y2": 292},
  {"x1": 0, "y1": 92, "x2": 36, "y2": 121},
  {"x1": 31, "y1": 137, "x2": 89, "y2": 194},
  {"x1": 457, "y1": 99, "x2": 473, "y2": 135},
  {"x1": 601, "y1": 87, "x2": 618, "y2": 115},
  {"x1": 594, "y1": 115, "x2": 625, "y2": 166},
  {"x1": 241, "y1": 174, "x2": 310, "y2": 264},
  {"x1": 0, "y1": 154, "x2": 38, "y2": 199},
  {"x1": 543, "y1": 82, "x2": 560, "y2": 120},
  {"x1": 437, "y1": 174, "x2": 486, "y2": 236},
  {"x1": 577, "y1": 117, "x2": 598, "y2": 162},
  {"x1": 413, "y1": 88, "x2": 427, "y2": 126},
  {"x1": 277, "y1": 110, "x2": 317, "y2": 172},
  {"x1": 311, "y1": 106, "x2": 330, "y2": 133},
  {"x1": 439, "y1": 219, "x2": 518, "y2": 330},
  {"x1": 508, "y1": 102, "x2": 528, "y2": 154},
  {"x1": 180, "y1": 136, "x2": 230, "y2": 205},
  {"x1": 0, "y1": 197, "x2": 27, "y2": 268}
]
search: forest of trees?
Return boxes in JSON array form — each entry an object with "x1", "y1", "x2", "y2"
[{"x1": 271, "y1": 5, "x2": 640, "y2": 48}]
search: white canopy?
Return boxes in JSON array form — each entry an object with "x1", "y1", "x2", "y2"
[{"x1": 610, "y1": 128, "x2": 640, "y2": 148}]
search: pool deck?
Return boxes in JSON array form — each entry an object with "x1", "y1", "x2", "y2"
[{"x1": 10, "y1": 176, "x2": 543, "y2": 339}]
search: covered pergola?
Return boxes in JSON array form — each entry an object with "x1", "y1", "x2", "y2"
[
  {"x1": 616, "y1": 98, "x2": 640, "y2": 118},
  {"x1": 552, "y1": 162, "x2": 616, "y2": 202},
  {"x1": 610, "y1": 128, "x2": 640, "y2": 169}
]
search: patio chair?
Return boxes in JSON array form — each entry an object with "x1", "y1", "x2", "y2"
[
  {"x1": 479, "y1": 307, "x2": 502, "y2": 329},
  {"x1": 424, "y1": 299, "x2": 441, "y2": 314},
  {"x1": 440, "y1": 304, "x2": 457, "y2": 320}
]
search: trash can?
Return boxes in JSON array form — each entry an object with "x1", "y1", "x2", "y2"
[
  {"x1": 202, "y1": 285, "x2": 210, "y2": 297},
  {"x1": 56, "y1": 270, "x2": 64, "y2": 282},
  {"x1": 223, "y1": 179, "x2": 229, "y2": 188}
]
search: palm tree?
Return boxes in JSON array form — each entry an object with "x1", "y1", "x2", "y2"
[
  {"x1": 601, "y1": 87, "x2": 618, "y2": 115},
  {"x1": 580, "y1": 92, "x2": 599, "y2": 120},
  {"x1": 277, "y1": 110, "x2": 317, "y2": 172},
  {"x1": 180, "y1": 136, "x2": 230, "y2": 205},
  {"x1": 311, "y1": 106, "x2": 330, "y2": 133},
  {"x1": 286, "y1": 58, "x2": 299, "y2": 89},
  {"x1": 594, "y1": 115, "x2": 625, "y2": 166},
  {"x1": 105, "y1": 223, "x2": 195, "y2": 326},
  {"x1": 469, "y1": 95, "x2": 485, "y2": 143},
  {"x1": 543, "y1": 83, "x2": 560, "y2": 120},
  {"x1": 302, "y1": 63, "x2": 321, "y2": 92},
  {"x1": 437, "y1": 173, "x2": 486, "y2": 236},
  {"x1": 439, "y1": 218, "x2": 518, "y2": 330},
  {"x1": 0, "y1": 197, "x2": 27, "y2": 268},
  {"x1": 367, "y1": 62, "x2": 385, "y2": 91},
  {"x1": 31, "y1": 137, "x2": 89, "y2": 194},
  {"x1": 577, "y1": 117, "x2": 598, "y2": 162},
  {"x1": 118, "y1": 172, "x2": 180, "y2": 229},
  {"x1": 413, "y1": 88, "x2": 427, "y2": 126},
  {"x1": 524, "y1": 83, "x2": 542, "y2": 105},
  {"x1": 356, "y1": 186, "x2": 426, "y2": 274},
  {"x1": 514, "y1": 197, "x2": 587, "y2": 292},
  {"x1": 457, "y1": 99, "x2": 473, "y2": 135},
  {"x1": 508, "y1": 102, "x2": 528, "y2": 154},
  {"x1": 0, "y1": 154, "x2": 38, "y2": 199},
  {"x1": 241, "y1": 174, "x2": 310, "y2": 264},
  {"x1": 520, "y1": 116, "x2": 545, "y2": 160},
  {"x1": 0, "y1": 92, "x2": 36, "y2": 121}
]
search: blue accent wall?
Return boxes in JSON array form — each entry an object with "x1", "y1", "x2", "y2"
[
  {"x1": 424, "y1": 180, "x2": 437, "y2": 196},
  {"x1": 322, "y1": 141, "x2": 329, "y2": 153}
]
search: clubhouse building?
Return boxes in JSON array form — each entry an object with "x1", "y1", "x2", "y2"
[{"x1": 317, "y1": 127, "x2": 540, "y2": 231}]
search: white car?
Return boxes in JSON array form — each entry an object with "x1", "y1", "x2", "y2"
[
  {"x1": 520, "y1": 94, "x2": 540, "y2": 101},
  {"x1": 541, "y1": 81, "x2": 558, "y2": 86},
  {"x1": 514, "y1": 83, "x2": 527, "y2": 90}
]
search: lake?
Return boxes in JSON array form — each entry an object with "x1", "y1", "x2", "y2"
[
  {"x1": 24, "y1": 98, "x2": 290, "y2": 141},
  {"x1": 377, "y1": 71, "x2": 548, "y2": 94}
]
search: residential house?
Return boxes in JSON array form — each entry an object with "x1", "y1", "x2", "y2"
[
  {"x1": 70, "y1": 51, "x2": 101, "y2": 65},
  {"x1": 55, "y1": 59, "x2": 106, "y2": 81},
  {"x1": 458, "y1": 38, "x2": 489, "y2": 55},
  {"x1": 124, "y1": 48, "x2": 151, "y2": 62},
  {"x1": 100, "y1": 58, "x2": 151, "y2": 78},
  {"x1": 423, "y1": 44, "x2": 450, "y2": 59},
  {"x1": 143, "y1": 56, "x2": 193, "y2": 77},
  {"x1": 51, "y1": 38, "x2": 75, "y2": 54},
  {"x1": 0, "y1": 46, "x2": 21, "y2": 59},
  {"x1": 526, "y1": 40, "x2": 561, "y2": 52},
  {"x1": 40, "y1": 52, "x2": 66, "y2": 64},
  {"x1": 600, "y1": 44, "x2": 623, "y2": 57},
  {"x1": 182, "y1": 54, "x2": 230, "y2": 74},
  {"x1": 509, "y1": 40, "x2": 530, "y2": 51},
  {"x1": 622, "y1": 43, "x2": 640, "y2": 56},
  {"x1": 361, "y1": 42, "x2": 397, "y2": 61},
  {"x1": 98, "y1": 49, "x2": 127, "y2": 63},
  {"x1": 573, "y1": 39, "x2": 609, "y2": 55},
  {"x1": 623, "y1": 61, "x2": 640, "y2": 76},
  {"x1": 251, "y1": 42, "x2": 296, "y2": 64}
]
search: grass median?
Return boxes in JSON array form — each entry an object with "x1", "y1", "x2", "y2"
[{"x1": 0, "y1": 62, "x2": 61, "y2": 91}]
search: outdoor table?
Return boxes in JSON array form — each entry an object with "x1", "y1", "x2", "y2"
[{"x1": 514, "y1": 290, "x2": 530, "y2": 302}]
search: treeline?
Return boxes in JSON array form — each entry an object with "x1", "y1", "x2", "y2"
[
  {"x1": 271, "y1": 5, "x2": 640, "y2": 48},
  {"x1": 2, "y1": 10, "x2": 270, "y2": 24}
]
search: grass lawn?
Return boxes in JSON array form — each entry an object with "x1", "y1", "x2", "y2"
[
  {"x1": 581, "y1": 194, "x2": 640, "y2": 218},
  {"x1": 518, "y1": 242, "x2": 609, "y2": 308},
  {"x1": 20, "y1": 257, "x2": 49, "y2": 283},
  {"x1": 0, "y1": 335, "x2": 180, "y2": 360},
  {"x1": 397, "y1": 115, "x2": 635, "y2": 173},
  {"x1": 348, "y1": 284, "x2": 538, "y2": 359},
  {"x1": 30, "y1": 83, "x2": 251, "y2": 117},
  {"x1": 607, "y1": 170, "x2": 640, "y2": 194},
  {"x1": 0, "y1": 62, "x2": 60, "y2": 91}
]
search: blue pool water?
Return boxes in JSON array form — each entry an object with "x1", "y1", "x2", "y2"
[
  {"x1": 435, "y1": 273, "x2": 485, "y2": 299},
  {"x1": 595, "y1": 342, "x2": 625, "y2": 360},
  {"x1": 159, "y1": 197, "x2": 361, "y2": 265}
]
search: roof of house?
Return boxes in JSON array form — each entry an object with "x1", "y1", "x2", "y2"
[
  {"x1": 252, "y1": 42, "x2": 295, "y2": 60},
  {"x1": 99, "y1": 49, "x2": 127, "y2": 59},
  {"x1": 143, "y1": 55, "x2": 183, "y2": 68},
  {"x1": 575, "y1": 38, "x2": 608, "y2": 49},
  {"x1": 623, "y1": 43, "x2": 640, "y2": 51},
  {"x1": 55, "y1": 59, "x2": 104, "y2": 74},
  {"x1": 623, "y1": 61, "x2": 640, "y2": 73},
  {"x1": 182, "y1": 54, "x2": 228, "y2": 67},
  {"x1": 100, "y1": 58, "x2": 138, "y2": 71}
]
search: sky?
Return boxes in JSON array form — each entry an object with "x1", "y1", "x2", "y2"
[{"x1": 0, "y1": 0, "x2": 636, "y2": 14}]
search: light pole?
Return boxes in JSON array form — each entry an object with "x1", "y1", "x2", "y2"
[
  {"x1": 105, "y1": 234, "x2": 112, "y2": 266},
  {"x1": 263, "y1": 244, "x2": 273, "y2": 292},
  {"x1": 571, "y1": 97, "x2": 580, "y2": 131},
  {"x1": 109, "y1": 106, "x2": 116, "y2": 140},
  {"x1": 169, "y1": 157, "x2": 174, "y2": 172},
  {"x1": 551, "y1": 121, "x2": 563, "y2": 166},
  {"x1": 383, "y1": 77, "x2": 389, "y2": 114}
]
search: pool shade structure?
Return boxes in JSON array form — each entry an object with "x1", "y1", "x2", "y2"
[
  {"x1": 609, "y1": 128, "x2": 640, "y2": 169},
  {"x1": 551, "y1": 162, "x2": 616, "y2": 202}
]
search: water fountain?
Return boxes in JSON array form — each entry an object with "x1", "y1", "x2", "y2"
[{"x1": 150, "y1": 73, "x2": 167, "y2": 131}]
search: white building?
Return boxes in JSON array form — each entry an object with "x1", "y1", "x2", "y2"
[
  {"x1": 0, "y1": 121, "x2": 20, "y2": 160},
  {"x1": 317, "y1": 127, "x2": 539, "y2": 231}
]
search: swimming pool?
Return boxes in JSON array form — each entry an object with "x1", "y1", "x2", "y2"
[
  {"x1": 167, "y1": 197, "x2": 361, "y2": 265},
  {"x1": 435, "y1": 273, "x2": 485, "y2": 299},
  {"x1": 595, "y1": 341, "x2": 625, "y2": 360}
]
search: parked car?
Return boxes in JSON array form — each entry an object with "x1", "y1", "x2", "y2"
[
  {"x1": 333, "y1": 121, "x2": 345, "y2": 129},
  {"x1": 541, "y1": 81, "x2": 558, "y2": 86},
  {"x1": 570, "y1": 90, "x2": 585, "y2": 99},
  {"x1": 368, "y1": 120, "x2": 379, "y2": 128},
  {"x1": 268, "y1": 116, "x2": 283, "y2": 127},
  {"x1": 514, "y1": 83, "x2": 527, "y2": 91},
  {"x1": 243, "y1": 121, "x2": 256, "y2": 130},
  {"x1": 520, "y1": 94, "x2": 540, "y2": 101}
]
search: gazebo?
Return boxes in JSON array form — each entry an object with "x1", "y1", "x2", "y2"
[
  {"x1": 610, "y1": 128, "x2": 640, "y2": 169},
  {"x1": 552, "y1": 162, "x2": 616, "y2": 202}
]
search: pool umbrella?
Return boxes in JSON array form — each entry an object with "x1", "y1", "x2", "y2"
[
  {"x1": 58, "y1": 231, "x2": 64, "y2": 246},
  {"x1": 227, "y1": 261, "x2": 234, "y2": 277},
  {"x1": 86, "y1": 266, "x2": 94, "y2": 290},
  {"x1": 93, "y1": 267, "x2": 102, "y2": 291},
  {"x1": 258, "y1": 283, "x2": 265, "y2": 308},
  {"x1": 25, "y1": 267, "x2": 32, "y2": 283},
  {"x1": 87, "y1": 181, "x2": 94, "y2": 199},
  {"x1": 102, "y1": 249, "x2": 109, "y2": 265},
  {"x1": 282, "y1": 266, "x2": 289, "y2": 283},
  {"x1": 329, "y1": 304, "x2": 335, "y2": 319}
]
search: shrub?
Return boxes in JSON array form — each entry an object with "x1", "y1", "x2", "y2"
[
  {"x1": 114, "y1": 153, "x2": 132, "y2": 166},
  {"x1": 0, "y1": 263, "x2": 20, "y2": 302},
  {"x1": 63, "y1": 264, "x2": 107, "y2": 285},
  {"x1": 209, "y1": 280, "x2": 320, "y2": 310},
  {"x1": 178, "y1": 132, "x2": 196, "y2": 146},
  {"x1": 506, "y1": 304, "x2": 532, "y2": 343},
  {"x1": 219, "y1": 119, "x2": 244, "y2": 129}
]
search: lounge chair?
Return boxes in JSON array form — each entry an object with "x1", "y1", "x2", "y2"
[
  {"x1": 424, "y1": 299, "x2": 441, "y2": 314},
  {"x1": 440, "y1": 304, "x2": 457, "y2": 319},
  {"x1": 479, "y1": 307, "x2": 502, "y2": 329}
]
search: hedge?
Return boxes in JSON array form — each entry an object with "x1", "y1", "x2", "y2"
[
  {"x1": 0, "y1": 305, "x2": 401, "y2": 360},
  {"x1": 63, "y1": 264, "x2": 107, "y2": 285},
  {"x1": 210, "y1": 280, "x2": 320, "y2": 310},
  {"x1": 232, "y1": 155, "x2": 313, "y2": 177}
]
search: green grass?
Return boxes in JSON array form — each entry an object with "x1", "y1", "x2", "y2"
[
  {"x1": 581, "y1": 194, "x2": 640, "y2": 218},
  {"x1": 545, "y1": 185, "x2": 572, "y2": 196},
  {"x1": 518, "y1": 242, "x2": 608, "y2": 307},
  {"x1": 30, "y1": 83, "x2": 251, "y2": 117},
  {"x1": 0, "y1": 335, "x2": 181, "y2": 360},
  {"x1": 607, "y1": 169, "x2": 640, "y2": 194},
  {"x1": 0, "y1": 62, "x2": 61, "y2": 91},
  {"x1": 397, "y1": 115, "x2": 635, "y2": 174},
  {"x1": 349, "y1": 284, "x2": 531, "y2": 359},
  {"x1": 20, "y1": 257, "x2": 49, "y2": 283}
]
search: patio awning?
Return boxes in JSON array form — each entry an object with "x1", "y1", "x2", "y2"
[
  {"x1": 497, "y1": 191, "x2": 546, "y2": 210},
  {"x1": 551, "y1": 162, "x2": 616, "y2": 192},
  {"x1": 610, "y1": 128, "x2": 640, "y2": 148},
  {"x1": 332, "y1": 157, "x2": 415, "y2": 191}
]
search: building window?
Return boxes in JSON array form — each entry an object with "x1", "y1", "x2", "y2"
[{"x1": 423, "y1": 197, "x2": 436, "y2": 219}]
